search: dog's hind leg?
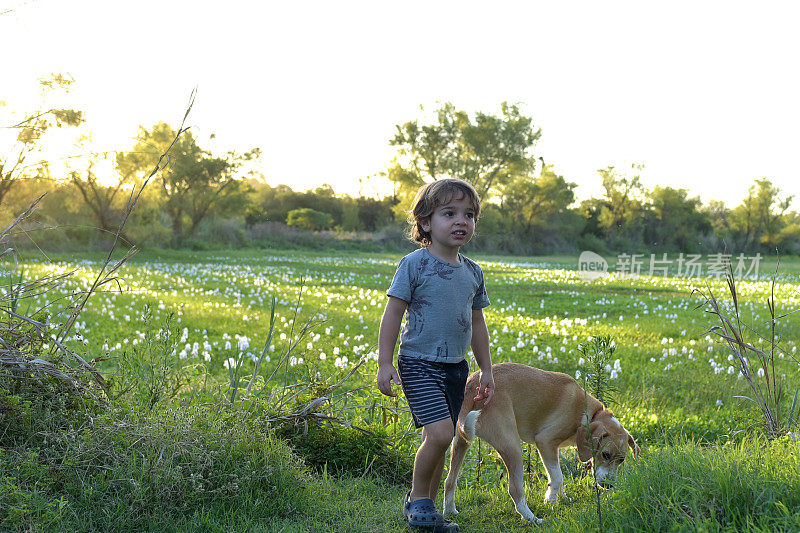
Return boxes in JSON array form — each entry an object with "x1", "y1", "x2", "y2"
[
  {"x1": 443, "y1": 431, "x2": 471, "y2": 516},
  {"x1": 489, "y1": 433, "x2": 542, "y2": 524}
]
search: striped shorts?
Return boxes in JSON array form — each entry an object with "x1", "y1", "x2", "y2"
[{"x1": 398, "y1": 355, "x2": 469, "y2": 429}]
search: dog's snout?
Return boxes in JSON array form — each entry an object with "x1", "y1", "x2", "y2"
[{"x1": 594, "y1": 468, "x2": 616, "y2": 489}]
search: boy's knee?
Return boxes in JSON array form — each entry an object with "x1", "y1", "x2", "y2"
[{"x1": 423, "y1": 419, "x2": 456, "y2": 448}]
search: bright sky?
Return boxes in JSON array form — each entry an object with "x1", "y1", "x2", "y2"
[{"x1": 3, "y1": 0, "x2": 799, "y2": 207}]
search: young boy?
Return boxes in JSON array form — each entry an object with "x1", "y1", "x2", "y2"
[{"x1": 377, "y1": 179, "x2": 495, "y2": 532}]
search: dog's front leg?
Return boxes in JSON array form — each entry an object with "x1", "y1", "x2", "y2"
[{"x1": 536, "y1": 444, "x2": 564, "y2": 504}]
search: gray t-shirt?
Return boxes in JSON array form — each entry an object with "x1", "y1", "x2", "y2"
[{"x1": 387, "y1": 247, "x2": 490, "y2": 363}]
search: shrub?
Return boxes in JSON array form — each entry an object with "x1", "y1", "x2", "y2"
[
  {"x1": 0, "y1": 404, "x2": 312, "y2": 531},
  {"x1": 194, "y1": 216, "x2": 248, "y2": 248},
  {"x1": 0, "y1": 376, "x2": 102, "y2": 447},
  {"x1": 578, "y1": 233, "x2": 610, "y2": 256},
  {"x1": 287, "y1": 208, "x2": 334, "y2": 231},
  {"x1": 275, "y1": 420, "x2": 412, "y2": 484},
  {"x1": 113, "y1": 307, "x2": 195, "y2": 413},
  {"x1": 1, "y1": 258, "x2": 106, "y2": 447}
]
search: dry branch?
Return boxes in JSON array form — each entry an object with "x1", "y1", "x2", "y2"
[{"x1": 1, "y1": 90, "x2": 196, "y2": 405}]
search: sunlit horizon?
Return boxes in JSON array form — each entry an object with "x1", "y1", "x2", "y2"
[{"x1": 3, "y1": 0, "x2": 800, "y2": 208}]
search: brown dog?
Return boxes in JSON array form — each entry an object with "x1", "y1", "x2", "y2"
[{"x1": 443, "y1": 363, "x2": 639, "y2": 524}]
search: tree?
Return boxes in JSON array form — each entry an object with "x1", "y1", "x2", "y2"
[
  {"x1": 702, "y1": 200, "x2": 731, "y2": 241},
  {"x1": 500, "y1": 163, "x2": 577, "y2": 237},
  {"x1": 247, "y1": 183, "x2": 339, "y2": 226},
  {"x1": 115, "y1": 123, "x2": 259, "y2": 245},
  {"x1": 340, "y1": 198, "x2": 360, "y2": 231},
  {"x1": 245, "y1": 182, "x2": 396, "y2": 232},
  {"x1": 644, "y1": 186, "x2": 710, "y2": 252},
  {"x1": 596, "y1": 164, "x2": 646, "y2": 246},
  {"x1": 729, "y1": 178, "x2": 793, "y2": 251},
  {"x1": 0, "y1": 74, "x2": 84, "y2": 208},
  {"x1": 775, "y1": 212, "x2": 800, "y2": 254},
  {"x1": 246, "y1": 183, "x2": 295, "y2": 226},
  {"x1": 355, "y1": 195, "x2": 396, "y2": 231},
  {"x1": 579, "y1": 197, "x2": 606, "y2": 240},
  {"x1": 388, "y1": 102, "x2": 541, "y2": 203},
  {"x1": 69, "y1": 152, "x2": 135, "y2": 243}
]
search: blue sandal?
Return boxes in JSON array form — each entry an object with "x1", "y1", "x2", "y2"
[{"x1": 404, "y1": 496, "x2": 460, "y2": 532}]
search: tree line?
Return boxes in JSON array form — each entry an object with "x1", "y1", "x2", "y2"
[{"x1": 2, "y1": 76, "x2": 797, "y2": 255}]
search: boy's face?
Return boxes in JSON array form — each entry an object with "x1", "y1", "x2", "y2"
[{"x1": 421, "y1": 194, "x2": 476, "y2": 252}]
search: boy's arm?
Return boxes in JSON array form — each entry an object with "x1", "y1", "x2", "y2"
[
  {"x1": 471, "y1": 308, "x2": 495, "y2": 404},
  {"x1": 376, "y1": 296, "x2": 408, "y2": 397}
]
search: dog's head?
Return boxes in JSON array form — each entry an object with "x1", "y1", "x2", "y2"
[{"x1": 575, "y1": 410, "x2": 639, "y2": 488}]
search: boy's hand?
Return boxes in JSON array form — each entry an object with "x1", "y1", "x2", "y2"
[
  {"x1": 474, "y1": 370, "x2": 495, "y2": 405},
  {"x1": 377, "y1": 364, "x2": 402, "y2": 397}
]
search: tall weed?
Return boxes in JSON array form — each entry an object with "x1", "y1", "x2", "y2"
[
  {"x1": 113, "y1": 306, "x2": 195, "y2": 412},
  {"x1": 577, "y1": 335, "x2": 619, "y2": 533},
  {"x1": 695, "y1": 264, "x2": 800, "y2": 438}
]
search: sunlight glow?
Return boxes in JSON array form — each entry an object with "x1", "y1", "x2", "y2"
[{"x1": 2, "y1": 0, "x2": 799, "y2": 205}]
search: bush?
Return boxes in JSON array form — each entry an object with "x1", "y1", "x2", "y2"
[
  {"x1": 276, "y1": 421, "x2": 412, "y2": 484},
  {"x1": 0, "y1": 283, "x2": 106, "y2": 447},
  {"x1": 113, "y1": 307, "x2": 194, "y2": 413},
  {"x1": 195, "y1": 216, "x2": 248, "y2": 248},
  {"x1": 0, "y1": 404, "x2": 312, "y2": 531},
  {"x1": 287, "y1": 208, "x2": 334, "y2": 231},
  {"x1": 577, "y1": 233, "x2": 610, "y2": 256},
  {"x1": 0, "y1": 378, "x2": 102, "y2": 448}
]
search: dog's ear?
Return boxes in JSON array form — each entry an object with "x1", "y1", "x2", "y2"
[
  {"x1": 591, "y1": 425, "x2": 609, "y2": 450},
  {"x1": 577, "y1": 423, "x2": 610, "y2": 462},
  {"x1": 627, "y1": 432, "x2": 640, "y2": 459},
  {"x1": 576, "y1": 426, "x2": 592, "y2": 462}
]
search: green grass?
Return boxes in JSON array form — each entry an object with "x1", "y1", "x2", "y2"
[{"x1": 2, "y1": 248, "x2": 800, "y2": 531}]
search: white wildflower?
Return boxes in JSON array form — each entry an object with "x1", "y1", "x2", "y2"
[{"x1": 238, "y1": 336, "x2": 250, "y2": 351}]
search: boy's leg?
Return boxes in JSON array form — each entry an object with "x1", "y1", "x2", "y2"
[
  {"x1": 427, "y1": 358, "x2": 468, "y2": 501},
  {"x1": 411, "y1": 417, "x2": 455, "y2": 502},
  {"x1": 428, "y1": 451, "x2": 447, "y2": 501}
]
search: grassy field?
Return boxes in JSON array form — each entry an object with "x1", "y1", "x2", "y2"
[{"x1": 3, "y1": 248, "x2": 800, "y2": 531}]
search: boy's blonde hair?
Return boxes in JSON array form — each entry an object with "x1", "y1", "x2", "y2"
[{"x1": 407, "y1": 178, "x2": 482, "y2": 246}]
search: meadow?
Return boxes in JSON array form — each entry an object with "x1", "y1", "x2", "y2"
[{"x1": 3, "y1": 248, "x2": 800, "y2": 532}]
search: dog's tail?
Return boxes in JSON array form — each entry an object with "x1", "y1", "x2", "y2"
[{"x1": 458, "y1": 410, "x2": 481, "y2": 442}]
